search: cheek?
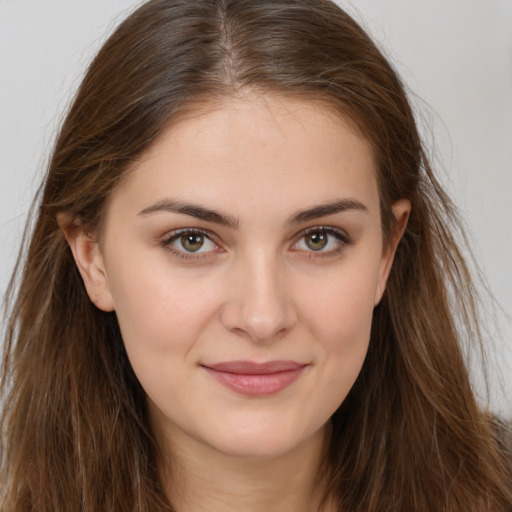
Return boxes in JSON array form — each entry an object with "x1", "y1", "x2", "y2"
[
  {"x1": 105, "y1": 250, "x2": 222, "y2": 359},
  {"x1": 302, "y1": 260, "x2": 379, "y2": 344},
  {"x1": 298, "y1": 261, "x2": 379, "y2": 403}
]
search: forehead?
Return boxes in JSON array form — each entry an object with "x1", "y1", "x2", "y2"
[{"x1": 108, "y1": 95, "x2": 380, "y2": 221}]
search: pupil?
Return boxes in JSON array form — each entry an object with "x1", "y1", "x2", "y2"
[
  {"x1": 306, "y1": 231, "x2": 327, "y2": 250},
  {"x1": 182, "y1": 233, "x2": 204, "y2": 252}
]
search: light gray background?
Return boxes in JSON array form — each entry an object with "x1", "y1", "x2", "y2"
[{"x1": 1, "y1": 0, "x2": 511, "y2": 414}]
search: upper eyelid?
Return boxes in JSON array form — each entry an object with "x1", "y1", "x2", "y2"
[
  {"x1": 162, "y1": 227, "x2": 218, "y2": 244},
  {"x1": 292, "y1": 225, "x2": 350, "y2": 242},
  {"x1": 162, "y1": 224, "x2": 348, "y2": 238}
]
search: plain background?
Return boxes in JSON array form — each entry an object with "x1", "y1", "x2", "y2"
[{"x1": 1, "y1": 0, "x2": 511, "y2": 415}]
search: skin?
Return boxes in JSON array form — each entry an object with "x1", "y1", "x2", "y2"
[{"x1": 62, "y1": 95, "x2": 410, "y2": 511}]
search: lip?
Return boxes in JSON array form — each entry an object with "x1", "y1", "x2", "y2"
[{"x1": 201, "y1": 360, "x2": 307, "y2": 397}]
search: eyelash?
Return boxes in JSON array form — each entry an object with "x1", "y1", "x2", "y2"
[
  {"x1": 290, "y1": 226, "x2": 351, "y2": 259},
  {"x1": 161, "y1": 228, "x2": 220, "y2": 261},
  {"x1": 160, "y1": 226, "x2": 351, "y2": 261}
]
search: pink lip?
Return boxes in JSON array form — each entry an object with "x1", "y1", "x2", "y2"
[{"x1": 201, "y1": 360, "x2": 307, "y2": 397}]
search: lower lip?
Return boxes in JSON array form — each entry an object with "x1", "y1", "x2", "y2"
[{"x1": 203, "y1": 367, "x2": 306, "y2": 397}]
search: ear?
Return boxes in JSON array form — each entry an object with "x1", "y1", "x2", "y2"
[
  {"x1": 57, "y1": 212, "x2": 115, "y2": 312},
  {"x1": 375, "y1": 199, "x2": 411, "y2": 305}
]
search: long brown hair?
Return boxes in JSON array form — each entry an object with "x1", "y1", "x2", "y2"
[{"x1": 2, "y1": 0, "x2": 511, "y2": 510}]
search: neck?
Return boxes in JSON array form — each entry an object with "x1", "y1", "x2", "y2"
[{"x1": 156, "y1": 423, "x2": 334, "y2": 512}]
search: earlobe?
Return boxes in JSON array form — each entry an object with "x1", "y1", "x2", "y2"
[
  {"x1": 57, "y1": 213, "x2": 115, "y2": 312},
  {"x1": 375, "y1": 199, "x2": 411, "y2": 305}
]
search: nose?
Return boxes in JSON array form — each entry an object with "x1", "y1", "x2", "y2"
[{"x1": 219, "y1": 253, "x2": 298, "y2": 344}]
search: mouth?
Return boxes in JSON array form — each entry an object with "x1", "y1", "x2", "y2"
[{"x1": 200, "y1": 360, "x2": 308, "y2": 397}]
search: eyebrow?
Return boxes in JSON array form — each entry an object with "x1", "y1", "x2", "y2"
[
  {"x1": 138, "y1": 198, "x2": 367, "y2": 228},
  {"x1": 286, "y1": 199, "x2": 368, "y2": 226},
  {"x1": 138, "y1": 199, "x2": 239, "y2": 228}
]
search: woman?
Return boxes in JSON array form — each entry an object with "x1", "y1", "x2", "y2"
[{"x1": 1, "y1": 0, "x2": 511, "y2": 510}]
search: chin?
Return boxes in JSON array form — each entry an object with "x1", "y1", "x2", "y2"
[{"x1": 200, "y1": 420, "x2": 326, "y2": 461}]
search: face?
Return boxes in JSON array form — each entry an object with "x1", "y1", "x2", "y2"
[{"x1": 67, "y1": 95, "x2": 408, "y2": 461}]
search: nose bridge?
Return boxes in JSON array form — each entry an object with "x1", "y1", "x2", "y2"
[{"x1": 220, "y1": 246, "x2": 297, "y2": 343}]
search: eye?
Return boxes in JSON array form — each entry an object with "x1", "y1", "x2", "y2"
[
  {"x1": 291, "y1": 227, "x2": 350, "y2": 256},
  {"x1": 175, "y1": 232, "x2": 209, "y2": 253},
  {"x1": 304, "y1": 231, "x2": 329, "y2": 251},
  {"x1": 162, "y1": 229, "x2": 219, "y2": 257}
]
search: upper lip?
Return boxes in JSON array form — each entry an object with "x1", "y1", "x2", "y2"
[{"x1": 201, "y1": 360, "x2": 307, "y2": 375}]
